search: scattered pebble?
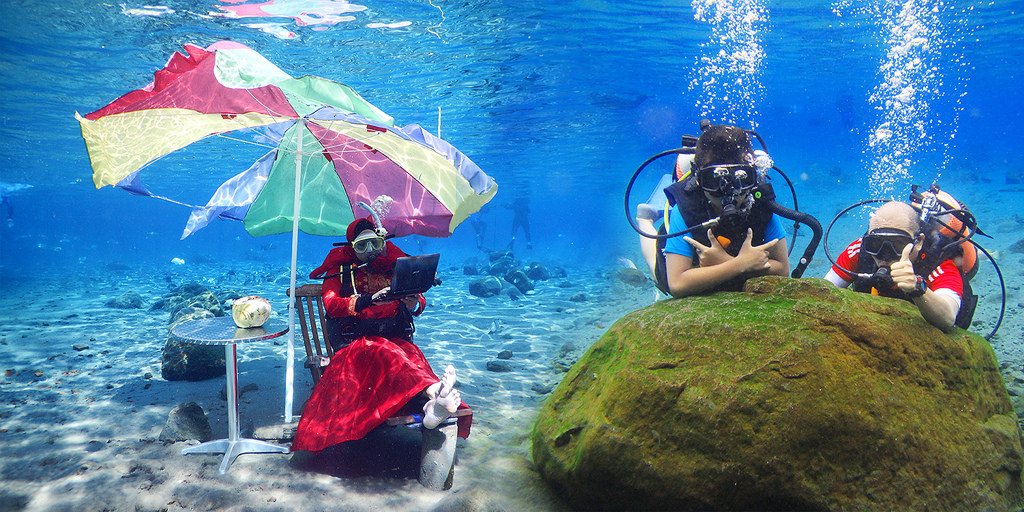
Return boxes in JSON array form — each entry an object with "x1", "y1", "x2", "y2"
[{"x1": 486, "y1": 360, "x2": 513, "y2": 373}]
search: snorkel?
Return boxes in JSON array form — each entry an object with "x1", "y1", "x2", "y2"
[{"x1": 357, "y1": 195, "x2": 394, "y2": 239}]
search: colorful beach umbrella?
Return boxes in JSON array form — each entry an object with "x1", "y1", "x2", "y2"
[
  {"x1": 76, "y1": 41, "x2": 497, "y2": 422},
  {"x1": 76, "y1": 40, "x2": 496, "y2": 239}
]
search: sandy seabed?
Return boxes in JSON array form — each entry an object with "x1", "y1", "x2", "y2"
[
  {"x1": 0, "y1": 257, "x2": 659, "y2": 512},
  {"x1": 1, "y1": 215, "x2": 1020, "y2": 512}
]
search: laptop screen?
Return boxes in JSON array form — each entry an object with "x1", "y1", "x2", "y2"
[{"x1": 388, "y1": 253, "x2": 440, "y2": 297}]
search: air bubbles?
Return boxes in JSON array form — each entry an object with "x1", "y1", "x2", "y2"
[
  {"x1": 834, "y1": 0, "x2": 972, "y2": 196},
  {"x1": 871, "y1": 123, "x2": 893, "y2": 145},
  {"x1": 688, "y1": 0, "x2": 768, "y2": 127}
]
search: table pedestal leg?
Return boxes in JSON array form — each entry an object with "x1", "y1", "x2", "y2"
[{"x1": 182, "y1": 343, "x2": 289, "y2": 474}]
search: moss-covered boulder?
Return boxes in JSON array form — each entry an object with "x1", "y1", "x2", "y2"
[{"x1": 532, "y1": 277, "x2": 1023, "y2": 511}]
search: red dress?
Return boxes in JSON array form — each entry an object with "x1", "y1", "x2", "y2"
[{"x1": 292, "y1": 243, "x2": 471, "y2": 452}]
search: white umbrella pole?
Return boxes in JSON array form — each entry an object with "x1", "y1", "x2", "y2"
[{"x1": 285, "y1": 121, "x2": 303, "y2": 424}]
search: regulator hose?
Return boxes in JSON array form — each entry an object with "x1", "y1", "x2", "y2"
[{"x1": 763, "y1": 195, "x2": 822, "y2": 278}]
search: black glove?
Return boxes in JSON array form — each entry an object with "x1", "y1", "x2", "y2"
[{"x1": 354, "y1": 293, "x2": 373, "y2": 312}]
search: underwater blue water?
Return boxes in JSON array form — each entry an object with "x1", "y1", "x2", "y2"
[{"x1": 0, "y1": 0, "x2": 1020, "y2": 286}]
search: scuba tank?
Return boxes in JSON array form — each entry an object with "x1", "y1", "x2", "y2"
[
  {"x1": 822, "y1": 184, "x2": 1004, "y2": 340},
  {"x1": 624, "y1": 121, "x2": 823, "y2": 280}
]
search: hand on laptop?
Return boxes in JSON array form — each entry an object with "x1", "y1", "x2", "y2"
[{"x1": 371, "y1": 287, "x2": 392, "y2": 303}]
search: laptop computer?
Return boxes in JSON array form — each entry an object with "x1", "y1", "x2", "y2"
[{"x1": 381, "y1": 253, "x2": 440, "y2": 300}]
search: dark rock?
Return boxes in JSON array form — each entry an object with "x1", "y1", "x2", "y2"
[
  {"x1": 557, "y1": 280, "x2": 574, "y2": 289},
  {"x1": 531, "y1": 383, "x2": 554, "y2": 395},
  {"x1": 549, "y1": 266, "x2": 568, "y2": 278},
  {"x1": 532, "y1": 277, "x2": 1024, "y2": 511},
  {"x1": 468, "y1": 277, "x2": 503, "y2": 298},
  {"x1": 105, "y1": 291, "x2": 146, "y2": 309},
  {"x1": 569, "y1": 293, "x2": 587, "y2": 302},
  {"x1": 487, "y1": 258, "x2": 517, "y2": 277},
  {"x1": 155, "y1": 284, "x2": 223, "y2": 320},
  {"x1": 486, "y1": 361, "x2": 513, "y2": 373},
  {"x1": 0, "y1": 492, "x2": 30, "y2": 511},
  {"x1": 72, "y1": 344, "x2": 89, "y2": 351},
  {"x1": 525, "y1": 262, "x2": 551, "y2": 281},
  {"x1": 614, "y1": 267, "x2": 648, "y2": 286},
  {"x1": 161, "y1": 309, "x2": 224, "y2": 381},
  {"x1": 463, "y1": 263, "x2": 480, "y2": 275},
  {"x1": 503, "y1": 269, "x2": 534, "y2": 294},
  {"x1": 502, "y1": 283, "x2": 524, "y2": 301},
  {"x1": 488, "y1": 250, "x2": 513, "y2": 263},
  {"x1": 497, "y1": 350, "x2": 513, "y2": 360},
  {"x1": 159, "y1": 402, "x2": 212, "y2": 443},
  {"x1": 1011, "y1": 239, "x2": 1024, "y2": 254}
]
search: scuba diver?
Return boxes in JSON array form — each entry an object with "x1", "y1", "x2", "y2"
[
  {"x1": 629, "y1": 120, "x2": 822, "y2": 297},
  {"x1": 293, "y1": 203, "x2": 471, "y2": 454},
  {"x1": 823, "y1": 184, "x2": 1001, "y2": 336},
  {"x1": 507, "y1": 195, "x2": 532, "y2": 251},
  {"x1": 825, "y1": 201, "x2": 961, "y2": 330},
  {"x1": 1, "y1": 194, "x2": 12, "y2": 228}
]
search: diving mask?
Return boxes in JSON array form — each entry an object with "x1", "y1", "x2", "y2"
[
  {"x1": 352, "y1": 232, "x2": 385, "y2": 254},
  {"x1": 696, "y1": 164, "x2": 758, "y2": 197},
  {"x1": 862, "y1": 228, "x2": 913, "y2": 261}
]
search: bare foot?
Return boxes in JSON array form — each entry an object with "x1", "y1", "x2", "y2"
[
  {"x1": 422, "y1": 389, "x2": 461, "y2": 430},
  {"x1": 426, "y1": 364, "x2": 456, "y2": 400}
]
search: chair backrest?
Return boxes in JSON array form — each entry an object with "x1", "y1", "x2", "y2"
[{"x1": 287, "y1": 284, "x2": 333, "y2": 384}]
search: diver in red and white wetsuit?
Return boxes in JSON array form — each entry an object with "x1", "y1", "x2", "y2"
[{"x1": 824, "y1": 201, "x2": 962, "y2": 331}]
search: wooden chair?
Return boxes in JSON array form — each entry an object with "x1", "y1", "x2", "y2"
[
  {"x1": 288, "y1": 284, "x2": 334, "y2": 383},
  {"x1": 286, "y1": 283, "x2": 470, "y2": 489}
]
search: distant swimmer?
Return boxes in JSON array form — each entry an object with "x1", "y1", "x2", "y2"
[
  {"x1": 507, "y1": 196, "x2": 532, "y2": 251},
  {"x1": 471, "y1": 216, "x2": 487, "y2": 250},
  {"x1": 1, "y1": 195, "x2": 12, "y2": 228}
]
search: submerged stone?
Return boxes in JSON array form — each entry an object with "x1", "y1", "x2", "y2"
[
  {"x1": 161, "y1": 309, "x2": 224, "y2": 381},
  {"x1": 614, "y1": 267, "x2": 648, "y2": 287},
  {"x1": 105, "y1": 291, "x2": 145, "y2": 309},
  {"x1": 160, "y1": 402, "x2": 213, "y2": 443},
  {"x1": 469, "y1": 277, "x2": 503, "y2": 298},
  {"x1": 532, "y1": 277, "x2": 1023, "y2": 511}
]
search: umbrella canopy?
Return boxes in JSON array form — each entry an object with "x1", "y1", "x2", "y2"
[{"x1": 76, "y1": 40, "x2": 497, "y2": 239}]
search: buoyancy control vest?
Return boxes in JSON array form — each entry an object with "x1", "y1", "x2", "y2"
[
  {"x1": 653, "y1": 175, "x2": 775, "y2": 293},
  {"x1": 325, "y1": 259, "x2": 416, "y2": 350}
]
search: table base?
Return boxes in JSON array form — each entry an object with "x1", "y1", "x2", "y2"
[{"x1": 182, "y1": 438, "x2": 290, "y2": 474}]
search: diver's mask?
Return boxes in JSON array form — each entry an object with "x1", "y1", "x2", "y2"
[
  {"x1": 352, "y1": 230, "x2": 386, "y2": 262},
  {"x1": 862, "y1": 228, "x2": 914, "y2": 262},
  {"x1": 696, "y1": 163, "x2": 758, "y2": 225}
]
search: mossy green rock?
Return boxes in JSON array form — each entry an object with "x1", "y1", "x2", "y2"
[{"x1": 532, "y1": 277, "x2": 1023, "y2": 511}]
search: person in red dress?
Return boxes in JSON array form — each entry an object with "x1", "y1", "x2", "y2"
[{"x1": 292, "y1": 217, "x2": 470, "y2": 452}]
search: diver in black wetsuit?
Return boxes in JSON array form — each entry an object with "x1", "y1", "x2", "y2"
[
  {"x1": 507, "y1": 196, "x2": 532, "y2": 251},
  {"x1": 1, "y1": 195, "x2": 12, "y2": 228}
]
